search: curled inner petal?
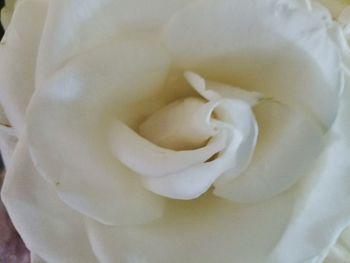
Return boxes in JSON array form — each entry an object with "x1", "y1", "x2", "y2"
[{"x1": 110, "y1": 72, "x2": 259, "y2": 199}]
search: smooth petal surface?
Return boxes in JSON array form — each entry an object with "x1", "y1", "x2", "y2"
[
  {"x1": 86, "y1": 189, "x2": 296, "y2": 263},
  {"x1": 85, "y1": 81, "x2": 350, "y2": 263},
  {"x1": 184, "y1": 72, "x2": 260, "y2": 185},
  {"x1": 1, "y1": 136, "x2": 98, "y2": 263},
  {"x1": 27, "y1": 37, "x2": 170, "y2": 225},
  {"x1": 163, "y1": 0, "x2": 342, "y2": 127},
  {"x1": 110, "y1": 121, "x2": 225, "y2": 178},
  {"x1": 0, "y1": 0, "x2": 48, "y2": 134},
  {"x1": 35, "y1": 0, "x2": 191, "y2": 88},
  {"x1": 137, "y1": 98, "x2": 258, "y2": 199},
  {"x1": 214, "y1": 101, "x2": 324, "y2": 203},
  {"x1": 325, "y1": 227, "x2": 350, "y2": 262},
  {"x1": 268, "y1": 74, "x2": 350, "y2": 263}
]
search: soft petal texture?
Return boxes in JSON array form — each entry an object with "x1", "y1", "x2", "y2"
[
  {"x1": 85, "y1": 78, "x2": 350, "y2": 263},
  {"x1": 135, "y1": 97, "x2": 258, "y2": 199},
  {"x1": 139, "y1": 97, "x2": 217, "y2": 150},
  {"x1": 268, "y1": 71, "x2": 350, "y2": 263},
  {"x1": 27, "y1": 37, "x2": 170, "y2": 225},
  {"x1": 163, "y1": 0, "x2": 342, "y2": 128},
  {"x1": 1, "y1": 0, "x2": 350, "y2": 263},
  {"x1": 0, "y1": 0, "x2": 48, "y2": 134},
  {"x1": 35, "y1": 0, "x2": 191, "y2": 88},
  {"x1": 110, "y1": 121, "x2": 225, "y2": 178},
  {"x1": 86, "y1": 190, "x2": 297, "y2": 263},
  {"x1": 1, "y1": 136, "x2": 98, "y2": 263},
  {"x1": 325, "y1": 227, "x2": 350, "y2": 262},
  {"x1": 183, "y1": 72, "x2": 260, "y2": 185},
  {"x1": 214, "y1": 101, "x2": 324, "y2": 203}
]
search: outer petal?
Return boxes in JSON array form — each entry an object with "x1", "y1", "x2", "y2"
[
  {"x1": 324, "y1": 226, "x2": 350, "y2": 262},
  {"x1": 268, "y1": 69, "x2": 350, "y2": 263},
  {"x1": 163, "y1": 0, "x2": 342, "y2": 128},
  {"x1": 214, "y1": 101, "x2": 324, "y2": 203},
  {"x1": 1, "y1": 136, "x2": 98, "y2": 263},
  {"x1": 86, "y1": 189, "x2": 297, "y2": 263},
  {"x1": 85, "y1": 76, "x2": 350, "y2": 263},
  {"x1": 0, "y1": 0, "x2": 48, "y2": 134},
  {"x1": 27, "y1": 37, "x2": 170, "y2": 225},
  {"x1": 35, "y1": 0, "x2": 191, "y2": 87}
]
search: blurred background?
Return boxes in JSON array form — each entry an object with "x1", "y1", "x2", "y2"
[
  {"x1": 0, "y1": 1, "x2": 31, "y2": 263},
  {"x1": 0, "y1": 0, "x2": 4, "y2": 174}
]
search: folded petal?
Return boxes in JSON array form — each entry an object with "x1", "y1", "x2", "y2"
[{"x1": 110, "y1": 121, "x2": 225, "y2": 178}]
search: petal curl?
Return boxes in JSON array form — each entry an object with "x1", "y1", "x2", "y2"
[
  {"x1": 110, "y1": 121, "x2": 225, "y2": 178},
  {"x1": 141, "y1": 99, "x2": 257, "y2": 200}
]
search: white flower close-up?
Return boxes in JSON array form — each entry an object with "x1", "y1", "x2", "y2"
[{"x1": 0, "y1": 0, "x2": 350, "y2": 262}]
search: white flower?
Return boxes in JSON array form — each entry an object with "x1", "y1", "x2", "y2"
[{"x1": 0, "y1": 0, "x2": 350, "y2": 262}]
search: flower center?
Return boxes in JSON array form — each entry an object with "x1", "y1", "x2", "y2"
[
  {"x1": 138, "y1": 97, "x2": 217, "y2": 151},
  {"x1": 109, "y1": 72, "x2": 260, "y2": 199}
]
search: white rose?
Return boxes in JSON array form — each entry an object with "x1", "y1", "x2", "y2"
[{"x1": 1, "y1": 0, "x2": 350, "y2": 262}]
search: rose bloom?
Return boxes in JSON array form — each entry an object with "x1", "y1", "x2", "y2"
[{"x1": 0, "y1": 0, "x2": 350, "y2": 262}]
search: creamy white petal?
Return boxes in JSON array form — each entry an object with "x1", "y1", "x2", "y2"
[
  {"x1": 212, "y1": 99, "x2": 259, "y2": 184},
  {"x1": 1, "y1": 136, "x2": 98, "y2": 263},
  {"x1": 214, "y1": 101, "x2": 324, "y2": 203},
  {"x1": 110, "y1": 121, "x2": 225, "y2": 178},
  {"x1": 0, "y1": 0, "x2": 48, "y2": 134},
  {"x1": 324, "y1": 227, "x2": 350, "y2": 262},
  {"x1": 84, "y1": 81, "x2": 350, "y2": 263},
  {"x1": 268, "y1": 68, "x2": 350, "y2": 263},
  {"x1": 27, "y1": 38, "x2": 170, "y2": 225},
  {"x1": 140, "y1": 130, "x2": 236, "y2": 199},
  {"x1": 86, "y1": 189, "x2": 297, "y2": 263},
  {"x1": 35, "y1": 0, "x2": 191, "y2": 88},
  {"x1": 163, "y1": 0, "x2": 342, "y2": 127},
  {"x1": 139, "y1": 96, "x2": 217, "y2": 150},
  {"x1": 138, "y1": 97, "x2": 257, "y2": 199}
]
